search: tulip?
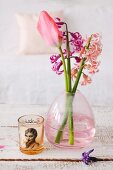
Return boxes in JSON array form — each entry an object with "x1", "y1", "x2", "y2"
[{"x1": 37, "y1": 11, "x2": 63, "y2": 47}]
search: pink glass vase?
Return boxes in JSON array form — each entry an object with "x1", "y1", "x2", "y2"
[{"x1": 45, "y1": 91, "x2": 95, "y2": 149}]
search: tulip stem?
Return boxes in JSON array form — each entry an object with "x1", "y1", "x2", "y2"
[
  {"x1": 55, "y1": 93, "x2": 73, "y2": 144},
  {"x1": 65, "y1": 23, "x2": 74, "y2": 144},
  {"x1": 65, "y1": 23, "x2": 72, "y2": 92},
  {"x1": 59, "y1": 46, "x2": 68, "y2": 92}
]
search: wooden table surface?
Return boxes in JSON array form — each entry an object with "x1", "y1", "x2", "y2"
[{"x1": 0, "y1": 104, "x2": 113, "y2": 170}]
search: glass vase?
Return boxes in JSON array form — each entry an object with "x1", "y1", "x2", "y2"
[{"x1": 45, "y1": 91, "x2": 95, "y2": 149}]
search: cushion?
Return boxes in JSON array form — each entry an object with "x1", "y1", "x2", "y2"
[{"x1": 16, "y1": 11, "x2": 63, "y2": 55}]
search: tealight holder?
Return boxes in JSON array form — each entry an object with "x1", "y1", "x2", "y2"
[{"x1": 18, "y1": 114, "x2": 44, "y2": 155}]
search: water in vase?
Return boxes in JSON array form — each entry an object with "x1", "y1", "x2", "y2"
[{"x1": 45, "y1": 113, "x2": 95, "y2": 149}]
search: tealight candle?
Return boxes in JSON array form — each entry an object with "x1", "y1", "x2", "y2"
[{"x1": 18, "y1": 114, "x2": 44, "y2": 155}]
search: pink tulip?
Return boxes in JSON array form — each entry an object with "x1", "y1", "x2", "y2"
[{"x1": 37, "y1": 11, "x2": 63, "y2": 47}]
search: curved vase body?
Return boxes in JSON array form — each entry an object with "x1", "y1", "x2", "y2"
[{"x1": 45, "y1": 91, "x2": 95, "y2": 149}]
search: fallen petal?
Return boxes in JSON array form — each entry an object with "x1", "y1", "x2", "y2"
[{"x1": 0, "y1": 145, "x2": 5, "y2": 149}]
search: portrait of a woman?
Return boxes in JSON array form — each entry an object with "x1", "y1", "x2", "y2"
[{"x1": 25, "y1": 128, "x2": 39, "y2": 150}]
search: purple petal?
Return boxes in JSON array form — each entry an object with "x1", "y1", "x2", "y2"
[
  {"x1": 52, "y1": 60, "x2": 63, "y2": 74},
  {"x1": 50, "y1": 55, "x2": 61, "y2": 63},
  {"x1": 82, "y1": 149, "x2": 95, "y2": 165},
  {"x1": 88, "y1": 149, "x2": 94, "y2": 155},
  {"x1": 57, "y1": 25, "x2": 61, "y2": 28},
  {"x1": 56, "y1": 70, "x2": 64, "y2": 75},
  {"x1": 75, "y1": 57, "x2": 81, "y2": 63},
  {"x1": 63, "y1": 32, "x2": 66, "y2": 36},
  {"x1": 55, "y1": 17, "x2": 61, "y2": 21},
  {"x1": 56, "y1": 22, "x2": 65, "y2": 25},
  {"x1": 70, "y1": 32, "x2": 82, "y2": 39}
]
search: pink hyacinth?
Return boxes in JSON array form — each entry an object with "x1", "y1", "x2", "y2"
[
  {"x1": 86, "y1": 61, "x2": 100, "y2": 74},
  {"x1": 81, "y1": 74, "x2": 92, "y2": 86},
  {"x1": 85, "y1": 33, "x2": 102, "y2": 63},
  {"x1": 71, "y1": 33, "x2": 102, "y2": 86},
  {"x1": 71, "y1": 68, "x2": 78, "y2": 80}
]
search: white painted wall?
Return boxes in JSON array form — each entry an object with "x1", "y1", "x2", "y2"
[
  {"x1": 0, "y1": 0, "x2": 113, "y2": 105},
  {"x1": 0, "y1": 0, "x2": 113, "y2": 54}
]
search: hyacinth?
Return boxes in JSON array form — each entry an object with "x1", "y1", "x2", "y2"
[
  {"x1": 50, "y1": 54, "x2": 61, "y2": 63},
  {"x1": 70, "y1": 32, "x2": 84, "y2": 52},
  {"x1": 81, "y1": 74, "x2": 92, "y2": 86},
  {"x1": 82, "y1": 149, "x2": 95, "y2": 165},
  {"x1": 85, "y1": 33, "x2": 102, "y2": 62},
  {"x1": 50, "y1": 32, "x2": 102, "y2": 85},
  {"x1": 71, "y1": 33, "x2": 102, "y2": 86},
  {"x1": 51, "y1": 58, "x2": 63, "y2": 75},
  {"x1": 50, "y1": 17, "x2": 102, "y2": 87}
]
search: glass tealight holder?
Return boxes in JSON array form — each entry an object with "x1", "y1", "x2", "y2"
[{"x1": 18, "y1": 114, "x2": 44, "y2": 155}]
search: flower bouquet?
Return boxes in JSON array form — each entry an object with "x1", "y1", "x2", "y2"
[{"x1": 37, "y1": 11, "x2": 102, "y2": 148}]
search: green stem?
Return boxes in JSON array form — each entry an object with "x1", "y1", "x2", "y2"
[
  {"x1": 68, "y1": 58, "x2": 85, "y2": 144},
  {"x1": 55, "y1": 93, "x2": 69, "y2": 143},
  {"x1": 65, "y1": 23, "x2": 71, "y2": 92},
  {"x1": 56, "y1": 25, "x2": 74, "y2": 145},
  {"x1": 72, "y1": 58, "x2": 86, "y2": 93},
  {"x1": 85, "y1": 34, "x2": 93, "y2": 50},
  {"x1": 59, "y1": 46, "x2": 68, "y2": 92},
  {"x1": 55, "y1": 34, "x2": 92, "y2": 144},
  {"x1": 72, "y1": 35, "x2": 92, "y2": 94},
  {"x1": 67, "y1": 94, "x2": 74, "y2": 144},
  {"x1": 55, "y1": 115, "x2": 68, "y2": 143},
  {"x1": 55, "y1": 93, "x2": 75, "y2": 145},
  {"x1": 65, "y1": 23, "x2": 74, "y2": 144},
  {"x1": 55, "y1": 47, "x2": 69, "y2": 144}
]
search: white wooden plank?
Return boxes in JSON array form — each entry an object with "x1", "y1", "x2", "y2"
[
  {"x1": 0, "y1": 107, "x2": 113, "y2": 159},
  {"x1": 0, "y1": 105, "x2": 113, "y2": 170},
  {"x1": 0, "y1": 126, "x2": 113, "y2": 160},
  {"x1": 0, "y1": 161, "x2": 113, "y2": 170}
]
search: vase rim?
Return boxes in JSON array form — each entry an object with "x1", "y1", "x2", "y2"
[{"x1": 65, "y1": 90, "x2": 79, "y2": 95}]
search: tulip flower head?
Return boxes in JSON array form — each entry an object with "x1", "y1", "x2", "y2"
[{"x1": 37, "y1": 11, "x2": 63, "y2": 47}]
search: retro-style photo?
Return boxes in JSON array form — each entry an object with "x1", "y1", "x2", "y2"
[{"x1": 24, "y1": 128, "x2": 39, "y2": 150}]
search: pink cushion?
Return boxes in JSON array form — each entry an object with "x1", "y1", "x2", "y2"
[{"x1": 16, "y1": 11, "x2": 63, "y2": 55}]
